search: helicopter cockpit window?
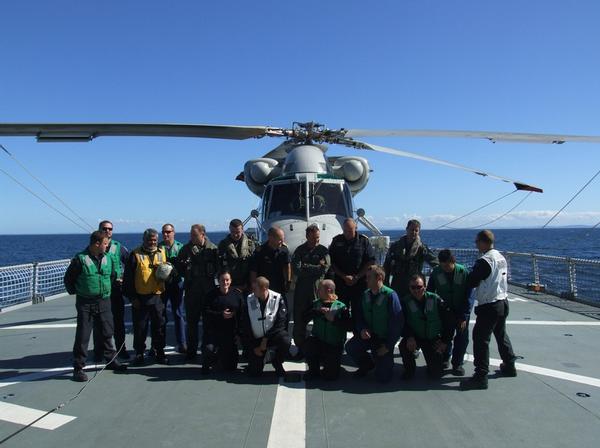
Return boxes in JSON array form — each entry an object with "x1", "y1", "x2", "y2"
[
  {"x1": 267, "y1": 183, "x2": 306, "y2": 218},
  {"x1": 309, "y1": 182, "x2": 348, "y2": 217}
]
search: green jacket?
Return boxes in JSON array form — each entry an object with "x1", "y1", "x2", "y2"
[
  {"x1": 107, "y1": 239, "x2": 123, "y2": 279},
  {"x1": 402, "y1": 292, "x2": 451, "y2": 341},
  {"x1": 74, "y1": 250, "x2": 113, "y2": 299},
  {"x1": 308, "y1": 298, "x2": 348, "y2": 346},
  {"x1": 427, "y1": 263, "x2": 469, "y2": 314},
  {"x1": 361, "y1": 285, "x2": 396, "y2": 340}
]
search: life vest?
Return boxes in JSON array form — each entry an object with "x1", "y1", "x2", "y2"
[
  {"x1": 107, "y1": 240, "x2": 123, "y2": 279},
  {"x1": 430, "y1": 263, "x2": 468, "y2": 311},
  {"x1": 246, "y1": 290, "x2": 281, "y2": 338},
  {"x1": 159, "y1": 240, "x2": 183, "y2": 261},
  {"x1": 133, "y1": 247, "x2": 167, "y2": 295},
  {"x1": 74, "y1": 251, "x2": 112, "y2": 299},
  {"x1": 362, "y1": 286, "x2": 395, "y2": 339},
  {"x1": 310, "y1": 298, "x2": 347, "y2": 346},
  {"x1": 404, "y1": 292, "x2": 443, "y2": 340},
  {"x1": 473, "y1": 249, "x2": 508, "y2": 305}
]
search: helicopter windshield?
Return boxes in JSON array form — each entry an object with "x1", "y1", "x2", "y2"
[
  {"x1": 309, "y1": 181, "x2": 348, "y2": 217},
  {"x1": 265, "y1": 179, "x2": 350, "y2": 220},
  {"x1": 267, "y1": 182, "x2": 306, "y2": 218}
]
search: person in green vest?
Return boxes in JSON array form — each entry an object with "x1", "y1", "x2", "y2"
[
  {"x1": 96, "y1": 219, "x2": 130, "y2": 360},
  {"x1": 64, "y1": 230, "x2": 127, "y2": 382},
  {"x1": 426, "y1": 249, "x2": 473, "y2": 376},
  {"x1": 346, "y1": 265, "x2": 403, "y2": 383},
  {"x1": 303, "y1": 279, "x2": 350, "y2": 381},
  {"x1": 159, "y1": 223, "x2": 186, "y2": 354},
  {"x1": 399, "y1": 274, "x2": 454, "y2": 380}
]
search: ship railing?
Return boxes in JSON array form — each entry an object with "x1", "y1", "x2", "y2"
[
  {"x1": 0, "y1": 259, "x2": 70, "y2": 310},
  {"x1": 1, "y1": 250, "x2": 600, "y2": 310}
]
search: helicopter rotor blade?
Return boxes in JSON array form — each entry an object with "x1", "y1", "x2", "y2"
[
  {"x1": 341, "y1": 138, "x2": 543, "y2": 193},
  {"x1": 0, "y1": 123, "x2": 275, "y2": 141},
  {"x1": 344, "y1": 129, "x2": 600, "y2": 144}
]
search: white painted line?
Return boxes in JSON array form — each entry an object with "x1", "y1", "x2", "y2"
[
  {"x1": 464, "y1": 354, "x2": 600, "y2": 388},
  {"x1": 0, "y1": 402, "x2": 76, "y2": 430},
  {"x1": 466, "y1": 320, "x2": 600, "y2": 326},
  {"x1": 267, "y1": 362, "x2": 306, "y2": 448},
  {"x1": 0, "y1": 323, "x2": 76, "y2": 330}
]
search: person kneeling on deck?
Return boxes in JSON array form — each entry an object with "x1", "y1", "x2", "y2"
[
  {"x1": 426, "y1": 249, "x2": 473, "y2": 376},
  {"x1": 202, "y1": 270, "x2": 243, "y2": 374},
  {"x1": 241, "y1": 276, "x2": 290, "y2": 377},
  {"x1": 64, "y1": 230, "x2": 127, "y2": 382},
  {"x1": 346, "y1": 265, "x2": 403, "y2": 383},
  {"x1": 123, "y1": 228, "x2": 170, "y2": 366},
  {"x1": 303, "y1": 279, "x2": 350, "y2": 381},
  {"x1": 399, "y1": 274, "x2": 454, "y2": 380}
]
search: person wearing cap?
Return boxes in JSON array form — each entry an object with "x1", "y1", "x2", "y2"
[
  {"x1": 461, "y1": 230, "x2": 518, "y2": 390},
  {"x1": 95, "y1": 220, "x2": 130, "y2": 360},
  {"x1": 218, "y1": 219, "x2": 256, "y2": 295},
  {"x1": 303, "y1": 279, "x2": 349, "y2": 381},
  {"x1": 158, "y1": 223, "x2": 186, "y2": 354},
  {"x1": 64, "y1": 230, "x2": 127, "y2": 382},
  {"x1": 399, "y1": 274, "x2": 454, "y2": 380},
  {"x1": 346, "y1": 265, "x2": 403, "y2": 383},
  {"x1": 384, "y1": 219, "x2": 438, "y2": 299},
  {"x1": 426, "y1": 249, "x2": 473, "y2": 376},
  {"x1": 175, "y1": 224, "x2": 219, "y2": 362},
  {"x1": 240, "y1": 276, "x2": 290, "y2": 377},
  {"x1": 123, "y1": 228, "x2": 169, "y2": 365},
  {"x1": 291, "y1": 224, "x2": 330, "y2": 358}
]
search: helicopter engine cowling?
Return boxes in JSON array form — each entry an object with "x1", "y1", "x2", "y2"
[
  {"x1": 244, "y1": 158, "x2": 281, "y2": 196},
  {"x1": 332, "y1": 156, "x2": 370, "y2": 196}
]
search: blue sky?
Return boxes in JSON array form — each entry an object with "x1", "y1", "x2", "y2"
[{"x1": 1, "y1": 0, "x2": 599, "y2": 234}]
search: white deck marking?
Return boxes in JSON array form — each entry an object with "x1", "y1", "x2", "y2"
[
  {"x1": 267, "y1": 362, "x2": 306, "y2": 448},
  {"x1": 464, "y1": 354, "x2": 600, "y2": 388},
  {"x1": 0, "y1": 323, "x2": 77, "y2": 329},
  {"x1": 466, "y1": 320, "x2": 600, "y2": 326},
  {"x1": 0, "y1": 402, "x2": 76, "y2": 430}
]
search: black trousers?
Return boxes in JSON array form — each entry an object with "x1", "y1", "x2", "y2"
[
  {"x1": 93, "y1": 282, "x2": 126, "y2": 358},
  {"x1": 473, "y1": 299, "x2": 516, "y2": 376},
  {"x1": 185, "y1": 291, "x2": 206, "y2": 356},
  {"x1": 132, "y1": 294, "x2": 165, "y2": 355},
  {"x1": 202, "y1": 332, "x2": 239, "y2": 371},
  {"x1": 399, "y1": 336, "x2": 444, "y2": 377},
  {"x1": 73, "y1": 297, "x2": 116, "y2": 369},
  {"x1": 305, "y1": 336, "x2": 343, "y2": 380},
  {"x1": 246, "y1": 332, "x2": 291, "y2": 376}
]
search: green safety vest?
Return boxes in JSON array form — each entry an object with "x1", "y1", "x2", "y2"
[
  {"x1": 404, "y1": 292, "x2": 443, "y2": 340},
  {"x1": 362, "y1": 286, "x2": 395, "y2": 340},
  {"x1": 429, "y1": 263, "x2": 468, "y2": 311},
  {"x1": 74, "y1": 251, "x2": 113, "y2": 299},
  {"x1": 159, "y1": 240, "x2": 183, "y2": 262},
  {"x1": 310, "y1": 299, "x2": 347, "y2": 346},
  {"x1": 107, "y1": 240, "x2": 123, "y2": 279}
]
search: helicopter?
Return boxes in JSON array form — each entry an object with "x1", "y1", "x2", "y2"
[{"x1": 1, "y1": 121, "x2": 599, "y2": 254}]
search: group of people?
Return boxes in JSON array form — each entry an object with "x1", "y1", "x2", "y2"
[{"x1": 64, "y1": 217, "x2": 518, "y2": 390}]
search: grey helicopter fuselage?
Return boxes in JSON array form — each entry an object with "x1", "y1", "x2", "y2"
[{"x1": 242, "y1": 143, "x2": 371, "y2": 253}]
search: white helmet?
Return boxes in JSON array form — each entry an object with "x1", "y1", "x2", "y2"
[{"x1": 155, "y1": 263, "x2": 173, "y2": 282}]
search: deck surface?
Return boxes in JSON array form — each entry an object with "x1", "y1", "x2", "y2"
[{"x1": 1, "y1": 291, "x2": 599, "y2": 448}]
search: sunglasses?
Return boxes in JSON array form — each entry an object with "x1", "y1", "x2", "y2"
[
  {"x1": 410, "y1": 285, "x2": 424, "y2": 290},
  {"x1": 163, "y1": 230, "x2": 173, "y2": 234},
  {"x1": 101, "y1": 227, "x2": 113, "y2": 231}
]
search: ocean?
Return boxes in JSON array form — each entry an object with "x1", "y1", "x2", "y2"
[{"x1": 1, "y1": 228, "x2": 599, "y2": 267}]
